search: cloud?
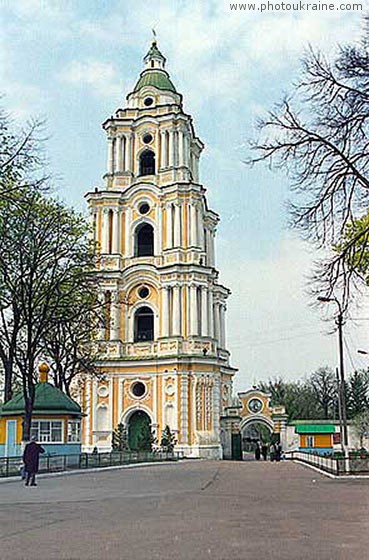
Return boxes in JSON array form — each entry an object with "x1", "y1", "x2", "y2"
[{"x1": 59, "y1": 60, "x2": 123, "y2": 99}]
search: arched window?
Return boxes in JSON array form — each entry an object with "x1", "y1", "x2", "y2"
[
  {"x1": 135, "y1": 223, "x2": 154, "y2": 257},
  {"x1": 139, "y1": 150, "x2": 155, "y2": 176},
  {"x1": 134, "y1": 306, "x2": 154, "y2": 342}
]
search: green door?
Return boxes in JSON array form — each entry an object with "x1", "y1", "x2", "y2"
[
  {"x1": 231, "y1": 433, "x2": 242, "y2": 461},
  {"x1": 128, "y1": 411, "x2": 151, "y2": 451}
]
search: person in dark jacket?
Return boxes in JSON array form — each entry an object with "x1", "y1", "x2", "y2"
[
  {"x1": 261, "y1": 443, "x2": 268, "y2": 461},
  {"x1": 23, "y1": 436, "x2": 45, "y2": 486},
  {"x1": 254, "y1": 441, "x2": 261, "y2": 461}
]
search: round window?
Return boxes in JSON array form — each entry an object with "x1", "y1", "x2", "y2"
[
  {"x1": 131, "y1": 381, "x2": 146, "y2": 398},
  {"x1": 138, "y1": 286, "x2": 150, "y2": 299},
  {"x1": 139, "y1": 202, "x2": 150, "y2": 215},
  {"x1": 144, "y1": 97, "x2": 154, "y2": 107},
  {"x1": 248, "y1": 398, "x2": 263, "y2": 414},
  {"x1": 143, "y1": 134, "x2": 153, "y2": 144}
]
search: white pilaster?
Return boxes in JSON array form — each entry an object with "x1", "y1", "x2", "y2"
[
  {"x1": 190, "y1": 204, "x2": 197, "y2": 247},
  {"x1": 162, "y1": 286, "x2": 170, "y2": 337},
  {"x1": 125, "y1": 207, "x2": 132, "y2": 257},
  {"x1": 102, "y1": 208, "x2": 110, "y2": 253},
  {"x1": 107, "y1": 137, "x2": 114, "y2": 174},
  {"x1": 156, "y1": 205, "x2": 163, "y2": 254},
  {"x1": 124, "y1": 135, "x2": 131, "y2": 172},
  {"x1": 208, "y1": 290, "x2": 214, "y2": 338},
  {"x1": 214, "y1": 302, "x2": 220, "y2": 344},
  {"x1": 219, "y1": 304, "x2": 226, "y2": 348},
  {"x1": 189, "y1": 284, "x2": 198, "y2": 336},
  {"x1": 178, "y1": 130, "x2": 185, "y2": 167},
  {"x1": 168, "y1": 131, "x2": 174, "y2": 168},
  {"x1": 197, "y1": 204, "x2": 204, "y2": 249},
  {"x1": 110, "y1": 290, "x2": 120, "y2": 340},
  {"x1": 166, "y1": 204, "x2": 173, "y2": 249},
  {"x1": 160, "y1": 131, "x2": 166, "y2": 168},
  {"x1": 174, "y1": 203, "x2": 181, "y2": 247},
  {"x1": 172, "y1": 285, "x2": 181, "y2": 336},
  {"x1": 97, "y1": 291, "x2": 106, "y2": 340},
  {"x1": 115, "y1": 136, "x2": 123, "y2": 172},
  {"x1": 201, "y1": 286, "x2": 208, "y2": 336},
  {"x1": 112, "y1": 208, "x2": 120, "y2": 254}
]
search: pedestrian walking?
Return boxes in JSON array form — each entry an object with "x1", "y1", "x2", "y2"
[
  {"x1": 276, "y1": 442, "x2": 282, "y2": 462},
  {"x1": 270, "y1": 442, "x2": 276, "y2": 462},
  {"x1": 261, "y1": 443, "x2": 268, "y2": 461},
  {"x1": 254, "y1": 441, "x2": 261, "y2": 461},
  {"x1": 23, "y1": 436, "x2": 45, "y2": 487}
]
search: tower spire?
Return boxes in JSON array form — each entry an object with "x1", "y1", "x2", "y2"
[{"x1": 143, "y1": 34, "x2": 166, "y2": 70}]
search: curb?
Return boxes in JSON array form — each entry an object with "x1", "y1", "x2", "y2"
[
  {"x1": 293, "y1": 459, "x2": 369, "y2": 480},
  {"x1": 0, "y1": 459, "x2": 188, "y2": 484}
]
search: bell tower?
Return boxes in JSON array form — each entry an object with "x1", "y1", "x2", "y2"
[{"x1": 83, "y1": 40, "x2": 237, "y2": 458}]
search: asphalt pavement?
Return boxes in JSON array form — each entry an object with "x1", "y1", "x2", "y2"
[{"x1": 0, "y1": 459, "x2": 368, "y2": 560}]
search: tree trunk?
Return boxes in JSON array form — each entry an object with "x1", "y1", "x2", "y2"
[
  {"x1": 22, "y1": 397, "x2": 33, "y2": 441},
  {"x1": 4, "y1": 361, "x2": 13, "y2": 402}
]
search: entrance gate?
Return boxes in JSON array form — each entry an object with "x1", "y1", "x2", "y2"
[{"x1": 127, "y1": 410, "x2": 151, "y2": 451}]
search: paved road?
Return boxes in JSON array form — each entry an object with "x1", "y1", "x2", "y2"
[{"x1": 0, "y1": 460, "x2": 368, "y2": 560}]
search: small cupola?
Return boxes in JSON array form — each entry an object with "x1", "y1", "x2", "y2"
[{"x1": 144, "y1": 40, "x2": 166, "y2": 70}]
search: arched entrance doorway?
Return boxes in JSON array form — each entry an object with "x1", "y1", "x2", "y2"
[
  {"x1": 127, "y1": 410, "x2": 152, "y2": 451},
  {"x1": 240, "y1": 417, "x2": 274, "y2": 457}
]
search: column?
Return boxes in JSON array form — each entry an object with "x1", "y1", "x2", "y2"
[
  {"x1": 121, "y1": 136, "x2": 126, "y2": 171},
  {"x1": 115, "y1": 136, "x2": 122, "y2": 172},
  {"x1": 219, "y1": 304, "x2": 226, "y2": 348},
  {"x1": 166, "y1": 204, "x2": 173, "y2": 249},
  {"x1": 201, "y1": 286, "x2": 208, "y2": 336},
  {"x1": 156, "y1": 205, "x2": 163, "y2": 254},
  {"x1": 168, "y1": 131, "x2": 174, "y2": 168},
  {"x1": 112, "y1": 208, "x2": 120, "y2": 254},
  {"x1": 97, "y1": 291, "x2": 105, "y2": 340},
  {"x1": 107, "y1": 137, "x2": 114, "y2": 174},
  {"x1": 160, "y1": 131, "x2": 166, "y2": 168},
  {"x1": 125, "y1": 134, "x2": 133, "y2": 172},
  {"x1": 102, "y1": 208, "x2": 110, "y2": 253},
  {"x1": 210, "y1": 231, "x2": 215, "y2": 266},
  {"x1": 178, "y1": 130, "x2": 185, "y2": 167},
  {"x1": 189, "y1": 284, "x2": 198, "y2": 336},
  {"x1": 197, "y1": 204, "x2": 204, "y2": 249},
  {"x1": 214, "y1": 302, "x2": 220, "y2": 344},
  {"x1": 110, "y1": 290, "x2": 120, "y2": 340},
  {"x1": 162, "y1": 286, "x2": 170, "y2": 337},
  {"x1": 125, "y1": 206, "x2": 132, "y2": 257},
  {"x1": 172, "y1": 285, "x2": 181, "y2": 336},
  {"x1": 208, "y1": 290, "x2": 214, "y2": 338},
  {"x1": 194, "y1": 155, "x2": 199, "y2": 182},
  {"x1": 174, "y1": 203, "x2": 181, "y2": 247},
  {"x1": 183, "y1": 133, "x2": 189, "y2": 167},
  {"x1": 190, "y1": 204, "x2": 197, "y2": 247}
]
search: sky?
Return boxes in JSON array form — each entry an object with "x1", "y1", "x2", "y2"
[{"x1": 1, "y1": 0, "x2": 368, "y2": 390}]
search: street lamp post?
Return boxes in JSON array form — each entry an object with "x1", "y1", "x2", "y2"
[{"x1": 317, "y1": 296, "x2": 348, "y2": 450}]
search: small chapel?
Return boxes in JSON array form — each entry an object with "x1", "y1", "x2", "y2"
[{"x1": 80, "y1": 39, "x2": 237, "y2": 459}]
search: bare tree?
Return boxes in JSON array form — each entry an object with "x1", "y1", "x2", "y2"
[
  {"x1": 309, "y1": 366, "x2": 337, "y2": 419},
  {"x1": 247, "y1": 21, "x2": 369, "y2": 312}
]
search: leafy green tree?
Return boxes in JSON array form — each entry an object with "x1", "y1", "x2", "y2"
[
  {"x1": 112, "y1": 423, "x2": 129, "y2": 452},
  {"x1": 347, "y1": 369, "x2": 369, "y2": 419},
  {"x1": 137, "y1": 423, "x2": 157, "y2": 452},
  {"x1": 0, "y1": 189, "x2": 98, "y2": 440},
  {"x1": 160, "y1": 425, "x2": 177, "y2": 453}
]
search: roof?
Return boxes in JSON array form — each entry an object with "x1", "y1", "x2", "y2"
[
  {"x1": 145, "y1": 41, "x2": 166, "y2": 61},
  {"x1": 134, "y1": 70, "x2": 176, "y2": 93},
  {"x1": 0, "y1": 382, "x2": 82, "y2": 417},
  {"x1": 295, "y1": 424, "x2": 336, "y2": 434}
]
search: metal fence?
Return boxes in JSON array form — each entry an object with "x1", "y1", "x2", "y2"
[
  {"x1": 0, "y1": 450, "x2": 184, "y2": 479},
  {"x1": 286, "y1": 451, "x2": 369, "y2": 475}
]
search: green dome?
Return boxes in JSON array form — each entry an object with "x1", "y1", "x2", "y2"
[
  {"x1": 0, "y1": 382, "x2": 82, "y2": 417},
  {"x1": 134, "y1": 70, "x2": 176, "y2": 93}
]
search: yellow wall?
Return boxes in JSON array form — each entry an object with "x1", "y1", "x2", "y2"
[{"x1": 300, "y1": 433, "x2": 332, "y2": 448}]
